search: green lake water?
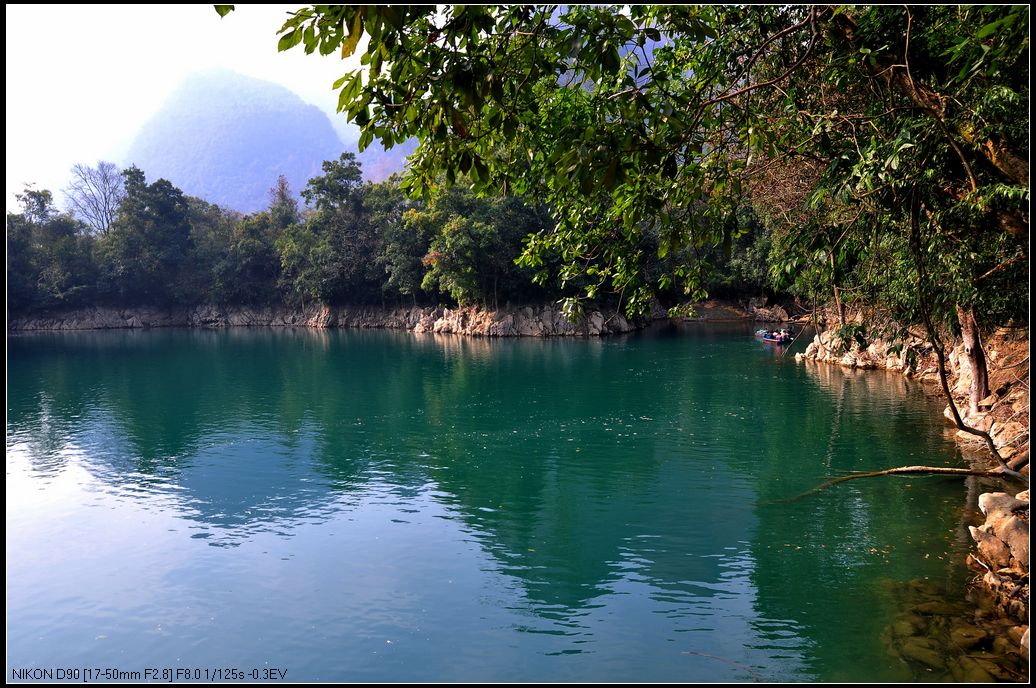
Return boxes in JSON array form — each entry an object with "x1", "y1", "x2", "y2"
[{"x1": 7, "y1": 324, "x2": 981, "y2": 681}]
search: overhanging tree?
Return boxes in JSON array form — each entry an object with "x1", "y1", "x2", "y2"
[
  {"x1": 240, "y1": 5, "x2": 1025, "y2": 318},
  {"x1": 224, "y1": 4, "x2": 1027, "y2": 473},
  {"x1": 746, "y1": 6, "x2": 1028, "y2": 432},
  {"x1": 250, "y1": 5, "x2": 798, "y2": 315}
]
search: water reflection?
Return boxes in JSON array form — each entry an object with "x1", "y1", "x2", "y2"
[
  {"x1": 748, "y1": 357, "x2": 977, "y2": 680},
  {"x1": 7, "y1": 326, "x2": 968, "y2": 681}
]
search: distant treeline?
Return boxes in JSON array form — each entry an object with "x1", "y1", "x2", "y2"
[{"x1": 7, "y1": 154, "x2": 774, "y2": 317}]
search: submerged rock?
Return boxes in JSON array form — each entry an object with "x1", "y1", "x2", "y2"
[
  {"x1": 949, "y1": 625, "x2": 988, "y2": 650},
  {"x1": 883, "y1": 578, "x2": 1027, "y2": 682},
  {"x1": 913, "y1": 600, "x2": 966, "y2": 616},
  {"x1": 898, "y1": 637, "x2": 945, "y2": 669},
  {"x1": 952, "y1": 656, "x2": 996, "y2": 682}
]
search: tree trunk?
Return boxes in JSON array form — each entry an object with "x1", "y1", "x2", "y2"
[
  {"x1": 830, "y1": 252, "x2": 845, "y2": 325},
  {"x1": 956, "y1": 304, "x2": 991, "y2": 415},
  {"x1": 910, "y1": 190, "x2": 1010, "y2": 472}
]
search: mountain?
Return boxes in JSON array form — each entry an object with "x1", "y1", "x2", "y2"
[
  {"x1": 357, "y1": 137, "x2": 418, "y2": 183},
  {"x1": 124, "y1": 70, "x2": 409, "y2": 213}
]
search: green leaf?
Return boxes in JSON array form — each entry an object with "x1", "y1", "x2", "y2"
[
  {"x1": 213, "y1": 5, "x2": 235, "y2": 18},
  {"x1": 974, "y1": 19, "x2": 1004, "y2": 40},
  {"x1": 342, "y1": 9, "x2": 365, "y2": 58},
  {"x1": 332, "y1": 72, "x2": 352, "y2": 90},
  {"x1": 277, "y1": 29, "x2": 303, "y2": 52}
]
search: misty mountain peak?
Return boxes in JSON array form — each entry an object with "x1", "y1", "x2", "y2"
[{"x1": 124, "y1": 70, "x2": 410, "y2": 212}]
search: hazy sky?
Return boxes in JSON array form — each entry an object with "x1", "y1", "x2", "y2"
[{"x1": 5, "y1": 4, "x2": 361, "y2": 212}]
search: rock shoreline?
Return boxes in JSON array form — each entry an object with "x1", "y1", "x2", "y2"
[
  {"x1": 7, "y1": 296, "x2": 809, "y2": 335},
  {"x1": 795, "y1": 327, "x2": 1029, "y2": 465},
  {"x1": 7, "y1": 303, "x2": 639, "y2": 337}
]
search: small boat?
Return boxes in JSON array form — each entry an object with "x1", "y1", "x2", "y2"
[{"x1": 755, "y1": 328, "x2": 793, "y2": 343}]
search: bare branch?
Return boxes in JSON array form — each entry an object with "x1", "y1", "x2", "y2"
[{"x1": 64, "y1": 161, "x2": 125, "y2": 234}]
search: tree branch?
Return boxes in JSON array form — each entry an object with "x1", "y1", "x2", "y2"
[
  {"x1": 782, "y1": 465, "x2": 1024, "y2": 502},
  {"x1": 703, "y1": 18, "x2": 818, "y2": 109}
]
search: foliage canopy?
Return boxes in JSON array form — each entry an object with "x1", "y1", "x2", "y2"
[{"x1": 261, "y1": 4, "x2": 1027, "y2": 322}]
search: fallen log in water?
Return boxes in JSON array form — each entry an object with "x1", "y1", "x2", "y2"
[{"x1": 782, "y1": 465, "x2": 1026, "y2": 502}]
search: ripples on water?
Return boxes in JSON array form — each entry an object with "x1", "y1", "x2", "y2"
[{"x1": 6, "y1": 325, "x2": 976, "y2": 681}]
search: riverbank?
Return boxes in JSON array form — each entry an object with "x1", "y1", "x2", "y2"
[
  {"x1": 7, "y1": 303, "x2": 642, "y2": 337},
  {"x1": 796, "y1": 324, "x2": 1029, "y2": 471},
  {"x1": 6, "y1": 297, "x2": 808, "y2": 336},
  {"x1": 796, "y1": 317, "x2": 1029, "y2": 678},
  {"x1": 10, "y1": 296, "x2": 808, "y2": 337}
]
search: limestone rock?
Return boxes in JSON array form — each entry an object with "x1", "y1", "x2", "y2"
[
  {"x1": 978, "y1": 393, "x2": 999, "y2": 408},
  {"x1": 993, "y1": 420, "x2": 1027, "y2": 446},
  {"x1": 10, "y1": 303, "x2": 646, "y2": 338},
  {"x1": 998, "y1": 516, "x2": 1029, "y2": 568},
  {"x1": 891, "y1": 619, "x2": 919, "y2": 638},
  {"x1": 913, "y1": 600, "x2": 965, "y2": 616},
  {"x1": 979, "y1": 492, "x2": 1027, "y2": 519},
  {"x1": 610, "y1": 313, "x2": 632, "y2": 333},
  {"x1": 970, "y1": 526, "x2": 1012, "y2": 568},
  {"x1": 588, "y1": 311, "x2": 605, "y2": 335},
  {"x1": 953, "y1": 657, "x2": 995, "y2": 682}
]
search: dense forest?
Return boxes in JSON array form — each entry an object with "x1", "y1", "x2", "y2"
[
  {"x1": 6, "y1": 157, "x2": 524, "y2": 313},
  {"x1": 6, "y1": 154, "x2": 780, "y2": 318}
]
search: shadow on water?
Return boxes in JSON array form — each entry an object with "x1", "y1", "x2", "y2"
[{"x1": 6, "y1": 326, "x2": 979, "y2": 681}]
